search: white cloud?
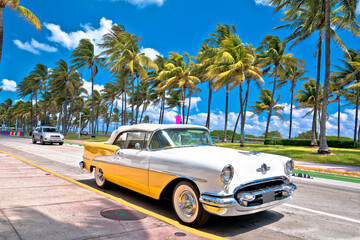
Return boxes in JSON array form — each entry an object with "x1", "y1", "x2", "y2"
[
  {"x1": 45, "y1": 17, "x2": 114, "y2": 54},
  {"x1": 118, "y1": 0, "x2": 165, "y2": 7},
  {"x1": 184, "y1": 96, "x2": 201, "y2": 112},
  {"x1": 1, "y1": 79, "x2": 17, "y2": 92},
  {"x1": 140, "y1": 47, "x2": 162, "y2": 61},
  {"x1": 255, "y1": 0, "x2": 271, "y2": 6},
  {"x1": 13, "y1": 39, "x2": 57, "y2": 55},
  {"x1": 82, "y1": 79, "x2": 104, "y2": 95}
]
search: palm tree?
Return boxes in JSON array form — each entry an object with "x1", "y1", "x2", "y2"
[
  {"x1": 157, "y1": 52, "x2": 201, "y2": 124},
  {"x1": 250, "y1": 89, "x2": 285, "y2": 130},
  {"x1": 269, "y1": 0, "x2": 358, "y2": 152},
  {"x1": 277, "y1": 65, "x2": 309, "y2": 138},
  {"x1": 49, "y1": 59, "x2": 80, "y2": 134},
  {"x1": 101, "y1": 81, "x2": 119, "y2": 134},
  {"x1": 333, "y1": 49, "x2": 360, "y2": 142},
  {"x1": 257, "y1": 35, "x2": 303, "y2": 139},
  {"x1": 99, "y1": 24, "x2": 158, "y2": 125},
  {"x1": 31, "y1": 64, "x2": 49, "y2": 125},
  {"x1": 330, "y1": 73, "x2": 347, "y2": 140},
  {"x1": 0, "y1": 0, "x2": 41, "y2": 61},
  {"x1": 71, "y1": 39, "x2": 104, "y2": 137}
]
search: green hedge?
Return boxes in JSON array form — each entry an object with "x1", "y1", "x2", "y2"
[{"x1": 264, "y1": 139, "x2": 359, "y2": 148}]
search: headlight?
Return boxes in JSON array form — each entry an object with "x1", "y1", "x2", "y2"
[
  {"x1": 44, "y1": 134, "x2": 47, "y2": 137},
  {"x1": 221, "y1": 164, "x2": 234, "y2": 185},
  {"x1": 285, "y1": 159, "x2": 294, "y2": 175}
]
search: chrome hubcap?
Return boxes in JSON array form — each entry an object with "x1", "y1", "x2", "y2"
[
  {"x1": 97, "y1": 169, "x2": 104, "y2": 183},
  {"x1": 178, "y1": 190, "x2": 196, "y2": 217}
]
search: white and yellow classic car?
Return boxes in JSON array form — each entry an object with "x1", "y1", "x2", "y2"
[{"x1": 80, "y1": 124, "x2": 296, "y2": 226}]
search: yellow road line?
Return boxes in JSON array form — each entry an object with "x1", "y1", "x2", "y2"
[
  {"x1": 0, "y1": 150, "x2": 227, "y2": 240},
  {"x1": 295, "y1": 166, "x2": 360, "y2": 177}
]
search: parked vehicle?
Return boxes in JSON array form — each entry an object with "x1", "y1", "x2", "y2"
[
  {"x1": 80, "y1": 130, "x2": 88, "y2": 136},
  {"x1": 80, "y1": 124, "x2": 296, "y2": 226},
  {"x1": 32, "y1": 126, "x2": 64, "y2": 145}
]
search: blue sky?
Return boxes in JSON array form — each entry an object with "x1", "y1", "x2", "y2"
[{"x1": 0, "y1": 0, "x2": 359, "y2": 138}]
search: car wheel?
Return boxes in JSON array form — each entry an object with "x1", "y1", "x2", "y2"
[
  {"x1": 32, "y1": 136, "x2": 36, "y2": 144},
  {"x1": 40, "y1": 137, "x2": 45, "y2": 145},
  {"x1": 59, "y1": 142, "x2": 63, "y2": 146},
  {"x1": 95, "y1": 167, "x2": 107, "y2": 188},
  {"x1": 172, "y1": 181, "x2": 210, "y2": 227}
]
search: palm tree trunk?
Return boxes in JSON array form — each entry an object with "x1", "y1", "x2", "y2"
[
  {"x1": 30, "y1": 97, "x2": 33, "y2": 134},
  {"x1": 232, "y1": 84, "x2": 243, "y2": 143},
  {"x1": 311, "y1": 31, "x2": 323, "y2": 146},
  {"x1": 131, "y1": 75, "x2": 135, "y2": 125},
  {"x1": 265, "y1": 66, "x2": 278, "y2": 139},
  {"x1": 223, "y1": 84, "x2": 229, "y2": 142},
  {"x1": 289, "y1": 83, "x2": 295, "y2": 139},
  {"x1": 206, "y1": 81, "x2": 212, "y2": 129},
  {"x1": 354, "y1": 87, "x2": 359, "y2": 142},
  {"x1": 337, "y1": 95, "x2": 341, "y2": 141},
  {"x1": 105, "y1": 100, "x2": 114, "y2": 135},
  {"x1": 139, "y1": 103, "x2": 146, "y2": 124},
  {"x1": 240, "y1": 79, "x2": 251, "y2": 147},
  {"x1": 135, "y1": 76, "x2": 140, "y2": 124},
  {"x1": 43, "y1": 82, "x2": 47, "y2": 125},
  {"x1": 161, "y1": 93, "x2": 165, "y2": 124},
  {"x1": 186, "y1": 95, "x2": 191, "y2": 124},
  {"x1": 318, "y1": 0, "x2": 331, "y2": 154},
  {"x1": 35, "y1": 94, "x2": 38, "y2": 126},
  {"x1": 182, "y1": 87, "x2": 185, "y2": 124},
  {"x1": 0, "y1": 7, "x2": 3, "y2": 62},
  {"x1": 91, "y1": 67, "x2": 95, "y2": 137},
  {"x1": 63, "y1": 84, "x2": 68, "y2": 134}
]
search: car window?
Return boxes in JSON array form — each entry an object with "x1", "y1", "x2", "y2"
[
  {"x1": 35, "y1": 127, "x2": 40, "y2": 132},
  {"x1": 149, "y1": 129, "x2": 214, "y2": 150},
  {"x1": 114, "y1": 132, "x2": 150, "y2": 149},
  {"x1": 43, "y1": 128, "x2": 58, "y2": 132}
]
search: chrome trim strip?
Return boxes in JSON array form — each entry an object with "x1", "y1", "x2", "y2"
[
  {"x1": 91, "y1": 158, "x2": 207, "y2": 183},
  {"x1": 152, "y1": 169, "x2": 208, "y2": 183}
]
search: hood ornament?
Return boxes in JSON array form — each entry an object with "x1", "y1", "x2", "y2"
[{"x1": 257, "y1": 163, "x2": 270, "y2": 174}]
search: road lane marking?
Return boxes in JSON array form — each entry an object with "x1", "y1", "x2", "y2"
[
  {"x1": 0, "y1": 150, "x2": 227, "y2": 240},
  {"x1": 284, "y1": 204, "x2": 360, "y2": 224}
]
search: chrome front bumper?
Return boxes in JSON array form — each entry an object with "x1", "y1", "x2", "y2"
[{"x1": 199, "y1": 182, "x2": 297, "y2": 217}]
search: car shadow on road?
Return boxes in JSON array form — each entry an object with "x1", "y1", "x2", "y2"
[{"x1": 77, "y1": 179, "x2": 284, "y2": 238}]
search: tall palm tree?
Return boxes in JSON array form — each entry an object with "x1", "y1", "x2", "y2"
[
  {"x1": 31, "y1": 64, "x2": 49, "y2": 125},
  {"x1": 157, "y1": 52, "x2": 201, "y2": 124},
  {"x1": 269, "y1": 0, "x2": 358, "y2": 152},
  {"x1": 257, "y1": 35, "x2": 303, "y2": 139},
  {"x1": 203, "y1": 23, "x2": 237, "y2": 141},
  {"x1": 0, "y1": 0, "x2": 41, "y2": 61},
  {"x1": 71, "y1": 39, "x2": 104, "y2": 137},
  {"x1": 250, "y1": 89, "x2": 285, "y2": 128},
  {"x1": 99, "y1": 25, "x2": 158, "y2": 125},
  {"x1": 330, "y1": 73, "x2": 347, "y2": 140},
  {"x1": 333, "y1": 49, "x2": 360, "y2": 142},
  {"x1": 277, "y1": 65, "x2": 309, "y2": 138},
  {"x1": 49, "y1": 59, "x2": 79, "y2": 134},
  {"x1": 101, "y1": 81, "x2": 119, "y2": 134}
]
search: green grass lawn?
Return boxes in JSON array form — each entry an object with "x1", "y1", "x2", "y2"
[{"x1": 217, "y1": 143, "x2": 360, "y2": 167}]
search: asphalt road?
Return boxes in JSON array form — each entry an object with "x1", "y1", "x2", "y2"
[{"x1": 1, "y1": 135, "x2": 359, "y2": 240}]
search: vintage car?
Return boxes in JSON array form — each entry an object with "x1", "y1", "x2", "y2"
[
  {"x1": 80, "y1": 124, "x2": 296, "y2": 226},
  {"x1": 32, "y1": 126, "x2": 64, "y2": 145}
]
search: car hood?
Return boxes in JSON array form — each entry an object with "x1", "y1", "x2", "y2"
[{"x1": 158, "y1": 145, "x2": 290, "y2": 183}]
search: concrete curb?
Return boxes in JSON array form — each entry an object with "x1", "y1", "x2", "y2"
[{"x1": 295, "y1": 166, "x2": 360, "y2": 177}]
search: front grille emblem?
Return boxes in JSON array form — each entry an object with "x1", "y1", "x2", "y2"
[{"x1": 256, "y1": 163, "x2": 271, "y2": 174}]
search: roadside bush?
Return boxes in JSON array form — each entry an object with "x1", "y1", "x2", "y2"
[{"x1": 264, "y1": 138, "x2": 359, "y2": 148}]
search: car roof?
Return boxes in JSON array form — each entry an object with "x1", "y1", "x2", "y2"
[{"x1": 106, "y1": 124, "x2": 209, "y2": 144}]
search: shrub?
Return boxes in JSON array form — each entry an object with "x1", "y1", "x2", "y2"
[{"x1": 264, "y1": 138, "x2": 359, "y2": 148}]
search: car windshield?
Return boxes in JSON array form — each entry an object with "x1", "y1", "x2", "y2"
[
  {"x1": 43, "y1": 128, "x2": 59, "y2": 132},
  {"x1": 149, "y1": 128, "x2": 215, "y2": 150}
]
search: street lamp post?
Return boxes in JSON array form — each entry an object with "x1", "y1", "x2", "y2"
[
  {"x1": 78, "y1": 112, "x2": 82, "y2": 139},
  {"x1": 178, "y1": 100, "x2": 185, "y2": 124}
]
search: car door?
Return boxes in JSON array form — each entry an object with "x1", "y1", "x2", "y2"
[{"x1": 109, "y1": 131, "x2": 151, "y2": 195}]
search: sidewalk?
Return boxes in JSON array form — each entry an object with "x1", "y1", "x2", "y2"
[{"x1": 0, "y1": 152, "x2": 212, "y2": 240}]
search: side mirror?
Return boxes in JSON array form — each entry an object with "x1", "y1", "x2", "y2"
[{"x1": 135, "y1": 143, "x2": 141, "y2": 150}]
